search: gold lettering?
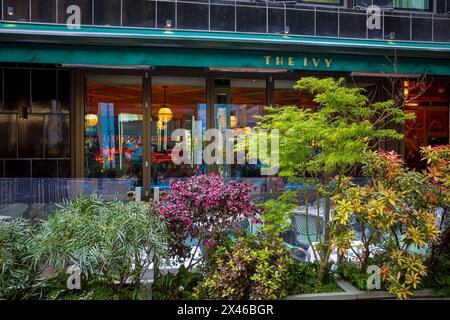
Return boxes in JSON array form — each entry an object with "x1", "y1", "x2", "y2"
[
  {"x1": 276, "y1": 56, "x2": 284, "y2": 66},
  {"x1": 304, "y1": 58, "x2": 308, "y2": 67},
  {"x1": 313, "y1": 58, "x2": 320, "y2": 67},
  {"x1": 288, "y1": 57, "x2": 295, "y2": 66},
  {"x1": 324, "y1": 59, "x2": 332, "y2": 68},
  {"x1": 264, "y1": 56, "x2": 271, "y2": 65}
]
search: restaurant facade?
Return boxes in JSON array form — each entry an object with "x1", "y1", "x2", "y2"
[{"x1": 0, "y1": 0, "x2": 449, "y2": 217}]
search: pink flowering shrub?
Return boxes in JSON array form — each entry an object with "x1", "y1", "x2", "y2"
[{"x1": 159, "y1": 174, "x2": 262, "y2": 261}]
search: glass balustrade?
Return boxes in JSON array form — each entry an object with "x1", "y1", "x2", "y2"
[{"x1": 0, "y1": 0, "x2": 448, "y2": 43}]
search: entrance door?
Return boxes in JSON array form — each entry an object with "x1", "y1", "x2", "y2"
[
  {"x1": 150, "y1": 77, "x2": 207, "y2": 192},
  {"x1": 84, "y1": 75, "x2": 147, "y2": 198}
]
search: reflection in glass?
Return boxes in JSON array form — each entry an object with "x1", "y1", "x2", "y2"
[
  {"x1": 32, "y1": 69, "x2": 57, "y2": 113},
  {"x1": 31, "y1": 0, "x2": 56, "y2": 23},
  {"x1": 46, "y1": 114, "x2": 70, "y2": 158},
  {"x1": 151, "y1": 77, "x2": 206, "y2": 190},
  {"x1": 18, "y1": 114, "x2": 44, "y2": 158},
  {"x1": 214, "y1": 79, "x2": 266, "y2": 178},
  {"x1": 85, "y1": 76, "x2": 143, "y2": 187},
  {"x1": 93, "y1": 0, "x2": 121, "y2": 26},
  {"x1": 5, "y1": 160, "x2": 31, "y2": 178},
  {"x1": 3, "y1": 0, "x2": 30, "y2": 22},
  {"x1": 156, "y1": 2, "x2": 175, "y2": 28},
  {"x1": 0, "y1": 114, "x2": 17, "y2": 158},
  {"x1": 210, "y1": 4, "x2": 235, "y2": 31},
  {"x1": 32, "y1": 160, "x2": 58, "y2": 178},
  {"x1": 177, "y1": 3, "x2": 209, "y2": 30},
  {"x1": 58, "y1": 70, "x2": 71, "y2": 113},
  {"x1": 404, "y1": 81, "x2": 449, "y2": 169},
  {"x1": 4, "y1": 69, "x2": 30, "y2": 113},
  {"x1": 123, "y1": 0, "x2": 156, "y2": 27},
  {"x1": 274, "y1": 80, "x2": 317, "y2": 109}
]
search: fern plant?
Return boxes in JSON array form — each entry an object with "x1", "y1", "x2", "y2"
[
  {"x1": 32, "y1": 194, "x2": 168, "y2": 293},
  {"x1": 0, "y1": 218, "x2": 40, "y2": 299}
]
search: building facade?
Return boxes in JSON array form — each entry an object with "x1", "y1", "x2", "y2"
[{"x1": 0, "y1": 0, "x2": 449, "y2": 216}]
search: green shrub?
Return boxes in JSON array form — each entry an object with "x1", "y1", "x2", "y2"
[
  {"x1": 151, "y1": 265, "x2": 202, "y2": 300},
  {"x1": 195, "y1": 234, "x2": 292, "y2": 300},
  {"x1": 426, "y1": 226, "x2": 450, "y2": 296},
  {"x1": 40, "y1": 271, "x2": 146, "y2": 300},
  {"x1": 338, "y1": 263, "x2": 370, "y2": 291},
  {"x1": 286, "y1": 262, "x2": 341, "y2": 295},
  {"x1": 32, "y1": 194, "x2": 168, "y2": 295},
  {"x1": 0, "y1": 218, "x2": 40, "y2": 300}
]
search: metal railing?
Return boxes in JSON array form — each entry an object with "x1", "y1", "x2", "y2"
[{"x1": 0, "y1": 0, "x2": 449, "y2": 43}]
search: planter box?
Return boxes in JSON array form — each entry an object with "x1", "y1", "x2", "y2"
[{"x1": 287, "y1": 276, "x2": 449, "y2": 300}]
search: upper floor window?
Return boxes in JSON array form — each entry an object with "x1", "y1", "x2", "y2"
[
  {"x1": 356, "y1": 0, "x2": 431, "y2": 10},
  {"x1": 394, "y1": 0, "x2": 430, "y2": 10},
  {"x1": 300, "y1": 0, "x2": 342, "y2": 5}
]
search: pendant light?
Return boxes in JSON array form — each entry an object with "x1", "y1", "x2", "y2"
[{"x1": 158, "y1": 86, "x2": 173, "y2": 150}]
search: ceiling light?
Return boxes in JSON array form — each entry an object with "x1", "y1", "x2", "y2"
[{"x1": 7, "y1": 6, "x2": 15, "y2": 16}]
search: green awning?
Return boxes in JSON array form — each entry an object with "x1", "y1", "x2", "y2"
[{"x1": 1, "y1": 23, "x2": 450, "y2": 75}]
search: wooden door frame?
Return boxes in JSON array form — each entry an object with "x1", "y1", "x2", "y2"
[{"x1": 72, "y1": 68, "x2": 151, "y2": 195}]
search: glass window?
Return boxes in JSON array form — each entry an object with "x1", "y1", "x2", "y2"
[
  {"x1": 404, "y1": 81, "x2": 449, "y2": 169},
  {"x1": 394, "y1": 0, "x2": 430, "y2": 10},
  {"x1": 58, "y1": 70, "x2": 71, "y2": 113},
  {"x1": 151, "y1": 77, "x2": 207, "y2": 190},
  {"x1": 411, "y1": 17, "x2": 432, "y2": 41},
  {"x1": 316, "y1": 11, "x2": 338, "y2": 37},
  {"x1": 58, "y1": 160, "x2": 71, "y2": 178},
  {"x1": 85, "y1": 75, "x2": 143, "y2": 186},
  {"x1": 339, "y1": 12, "x2": 367, "y2": 39},
  {"x1": 18, "y1": 114, "x2": 44, "y2": 158},
  {"x1": 236, "y1": 6, "x2": 266, "y2": 33},
  {"x1": 214, "y1": 78, "x2": 266, "y2": 178},
  {"x1": 31, "y1": 0, "x2": 56, "y2": 23},
  {"x1": 58, "y1": 0, "x2": 93, "y2": 25},
  {"x1": 4, "y1": 69, "x2": 30, "y2": 113},
  {"x1": 3, "y1": 0, "x2": 30, "y2": 22},
  {"x1": 32, "y1": 160, "x2": 58, "y2": 178},
  {"x1": 0, "y1": 68, "x2": 71, "y2": 178},
  {"x1": 123, "y1": 0, "x2": 156, "y2": 28},
  {"x1": 0, "y1": 114, "x2": 17, "y2": 158},
  {"x1": 0, "y1": 69, "x2": 3, "y2": 111},
  {"x1": 434, "y1": 19, "x2": 450, "y2": 43},
  {"x1": 268, "y1": 8, "x2": 284, "y2": 34},
  {"x1": 93, "y1": 0, "x2": 121, "y2": 26},
  {"x1": 286, "y1": 9, "x2": 314, "y2": 36},
  {"x1": 45, "y1": 114, "x2": 70, "y2": 158},
  {"x1": 384, "y1": 15, "x2": 411, "y2": 40},
  {"x1": 300, "y1": 0, "x2": 342, "y2": 4},
  {"x1": 177, "y1": 2, "x2": 209, "y2": 30},
  {"x1": 210, "y1": 3, "x2": 235, "y2": 31},
  {"x1": 156, "y1": 1, "x2": 175, "y2": 28},
  {"x1": 32, "y1": 69, "x2": 57, "y2": 113},
  {"x1": 357, "y1": 0, "x2": 431, "y2": 10},
  {"x1": 4, "y1": 160, "x2": 31, "y2": 178},
  {"x1": 274, "y1": 80, "x2": 316, "y2": 109}
]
